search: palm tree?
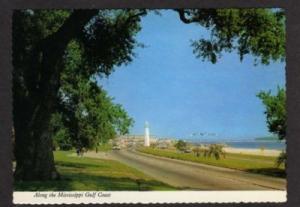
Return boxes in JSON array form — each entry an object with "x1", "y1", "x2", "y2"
[
  {"x1": 204, "y1": 144, "x2": 226, "y2": 160},
  {"x1": 192, "y1": 146, "x2": 201, "y2": 157}
]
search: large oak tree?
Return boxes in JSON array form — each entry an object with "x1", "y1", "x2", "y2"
[{"x1": 13, "y1": 9, "x2": 144, "y2": 180}]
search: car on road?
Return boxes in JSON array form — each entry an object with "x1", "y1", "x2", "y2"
[
  {"x1": 184, "y1": 149, "x2": 192, "y2": 153},
  {"x1": 112, "y1": 146, "x2": 121, "y2": 150}
]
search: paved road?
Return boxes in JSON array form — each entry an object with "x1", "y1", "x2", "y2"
[{"x1": 110, "y1": 150, "x2": 286, "y2": 190}]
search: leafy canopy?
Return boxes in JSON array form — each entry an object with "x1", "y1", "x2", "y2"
[
  {"x1": 51, "y1": 39, "x2": 135, "y2": 150},
  {"x1": 13, "y1": 10, "x2": 141, "y2": 151},
  {"x1": 174, "y1": 140, "x2": 188, "y2": 151},
  {"x1": 257, "y1": 87, "x2": 286, "y2": 167},
  {"x1": 176, "y1": 9, "x2": 285, "y2": 65},
  {"x1": 257, "y1": 87, "x2": 286, "y2": 140}
]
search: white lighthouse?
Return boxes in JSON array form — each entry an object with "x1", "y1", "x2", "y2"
[{"x1": 144, "y1": 121, "x2": 150, "y2": 147}]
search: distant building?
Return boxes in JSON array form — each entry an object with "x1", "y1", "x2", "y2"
[{"x1": 156, "y1": 139, "x2": 173, "y2": 149}]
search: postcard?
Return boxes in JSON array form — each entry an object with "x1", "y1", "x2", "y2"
[{"x1": 11, "y1": 8, "x2": 287, "y2": 204}]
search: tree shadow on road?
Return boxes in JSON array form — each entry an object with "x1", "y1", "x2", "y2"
[{"x1": 245, "y1": 168, "x2": 286, "y2": 178}]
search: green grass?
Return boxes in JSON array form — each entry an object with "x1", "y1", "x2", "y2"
[
  {"x1": 97, "y1": 142, "x2": 112, "y2": 152},
  {"x1": 14, "y1": 151, "x2": 176, "y2": 191},
  {"x1": 138, "y1": 147, "x2": 285, "y2": 178}
]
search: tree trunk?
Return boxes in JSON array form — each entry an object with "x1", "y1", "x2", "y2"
[
  {"x1": 13, "y1": 10, "x2": 98, "y2": 181},
  {"x1": 14, "y1": 83, "x2": 60, "y2": 180},
  {"x1": 14, "y1": 116, "x2": 58, "y2": 180}
]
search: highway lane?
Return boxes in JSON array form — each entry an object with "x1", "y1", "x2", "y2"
[{"x1": 110, "y1": 150, "x2": 286, "y2": 190}]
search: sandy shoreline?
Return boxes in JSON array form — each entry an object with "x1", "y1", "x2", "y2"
[{"x1": 224, "y1": 147, "x2": 282, "y2": 157}]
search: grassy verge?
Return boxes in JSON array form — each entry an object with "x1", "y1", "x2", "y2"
[
  {"x1": 97, "y1": 142, "x2": 112, "y2": 152},
  {"x1": 138, "y1": 147, "x2": 285, "y2": 178},
  {"x1": 14, "y1": 151, "x2": 176, "y2": 191}
]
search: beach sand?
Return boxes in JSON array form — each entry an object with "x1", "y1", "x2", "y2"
[{"x1": 224, "y1": 147, "x2": 283, "y2": 157}]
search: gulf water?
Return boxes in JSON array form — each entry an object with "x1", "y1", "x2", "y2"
[{"x1": 190, "y1": 140, "x2": 285, "y2": 150}]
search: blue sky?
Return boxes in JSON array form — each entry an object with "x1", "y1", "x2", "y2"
[{"x1": 98, "y1": 10, "x2": 286, "y2": 140}]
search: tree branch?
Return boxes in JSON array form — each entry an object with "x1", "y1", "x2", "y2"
[
  {"x1": 39, "y1": 10, "x2": 98, "y2": 92},
  {"x1": 174, "y1": 9, "x2": 198, "y2": 24},
  {"x1": 29, "y1": 10, "x2": 99, "y2": 128},
  {"x1": 123, "y1": 9, "x2": 147, "y2": 26}
]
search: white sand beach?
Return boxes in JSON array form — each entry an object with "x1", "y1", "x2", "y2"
[{"x1": 224, "y1": 147, "x2": 283, "y2": 157}]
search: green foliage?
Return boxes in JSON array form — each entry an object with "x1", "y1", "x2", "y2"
[
  {"x1": 192, "y1": 146, "x2": 201, "y2": 157},
  {"x1": 13, "y1": 10, "x2": 139, "y2": 152},
  {"x1": 96, "y1": 142, "x2": 113, "y2": 152},
  {"x1": 204, "y1": 144, "x2": 226, "y2": 160},
  {"x1": 257, "y1": 87, "x2": 286, "y2": 168},
  {"x1": 52, "y1": 42, "x2": 134, "y2": 150},
  {"x1": 50, "y1": 113, "x2": 72, "y2": 151},
  {"x1": 174, "y1": 140, "x2": 187, "y2": 151},
  {"x1": 80, "y1": 10, "x2": 146, "y2": 76},
  {"x1": 177, "y1": 9, "x2": 285, "y2": 65},
  {"x1": 257, "y1": 87, "x2": 286, "y2": 140},
  {"x1": 276, "y1": 151, "x2": 287, "y2": 167}
]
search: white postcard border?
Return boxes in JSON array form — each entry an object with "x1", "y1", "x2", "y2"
[{"x1": 14, "y1": 190, "x2": 287, "y2": 204}]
